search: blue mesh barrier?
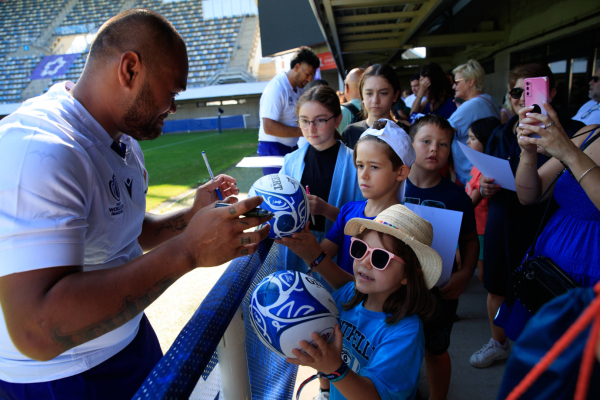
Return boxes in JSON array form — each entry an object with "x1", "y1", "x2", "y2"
[{"x1": 132, "y1": 239, "x2": 297, "y2": 400}]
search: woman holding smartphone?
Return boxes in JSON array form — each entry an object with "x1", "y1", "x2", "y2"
[{"x1": 470, "y1": 64, "x2": 558, "y2": 369}]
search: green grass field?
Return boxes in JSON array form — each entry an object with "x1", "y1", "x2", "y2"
[{"x1": 139, "y1": 129, "x2": 259, "y2": 210}]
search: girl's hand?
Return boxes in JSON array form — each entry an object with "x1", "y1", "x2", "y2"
[
  {"x1": 308, "y1": 194, "x2": 326, "y2": 216},
  {"x1": 518, "y1": 102, "x2": 580, "y2": 163},
  {"x1": 286, "y1": 324, "x2": 344, "y2": 374},
  {"x1": 418, "y1": 77, "x2": 431, "y2": 98},
  {"x1": 275, "y1": 224, "x2": 323, "y2": 264},
  {"x1": 479, "y1": 175, "x2": 500, "y2": 198}
]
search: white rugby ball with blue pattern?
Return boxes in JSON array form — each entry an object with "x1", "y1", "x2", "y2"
[
  {"x1": 248, "y1": 174, "x2": 309, "y2": 239},
  {"x1": 249, "y1": 271, "x2": 339, "y2": 359}
]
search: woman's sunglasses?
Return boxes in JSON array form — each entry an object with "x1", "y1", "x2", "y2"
[
  {"x1": 508, "y1": 87, "x2": 524, "y2": 100},
  {"x1": 349, "y1": 238, "x2": 404, "y2": 271}
]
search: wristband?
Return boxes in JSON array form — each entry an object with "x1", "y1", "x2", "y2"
[
  {"x1": 308, "y1": 251, "x2": 327, "y2": 274},
  {"x1": 479, "y1": 186, "x2": 487, "y2": 198},
  {"x1": 321, "y1": 361, "x2": 349, "y2": 382}
]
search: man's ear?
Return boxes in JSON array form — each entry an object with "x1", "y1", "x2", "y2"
[{"x1": 117, "y1": 51, "x2": 142, "y2": 90}]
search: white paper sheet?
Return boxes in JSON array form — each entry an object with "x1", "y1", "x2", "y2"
[
  {"x1": 457, "y1": 141, "x2": 516, "y2": 191},
  {"x1": 236, "y1": 156, "x2": 285, "y2": 168},
  {"x1": 404, "y1": 203, "x2": 463, "y2": 287}
]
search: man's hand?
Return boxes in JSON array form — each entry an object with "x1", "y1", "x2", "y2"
[
  {"x1": 190, "y1": 174, "x2": 239, "y2": 215},
  {"x1": 479, "y1": 175, "x2": 501, "y2": 198},
  {"x1": 286, "y1": 324, "x2": 344, "y2": 375},
  {"x1": 179, "y1": 196, "x2": 272, "y2": 267}
]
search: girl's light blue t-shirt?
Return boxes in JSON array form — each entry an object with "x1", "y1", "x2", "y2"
[{"x1": 330, "y1": 282, "x2": 425, "y2": 400}]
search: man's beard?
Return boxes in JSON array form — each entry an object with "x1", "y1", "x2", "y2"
[{"x1": 119, "y1": 81, "x2": 166, "y2": 141}]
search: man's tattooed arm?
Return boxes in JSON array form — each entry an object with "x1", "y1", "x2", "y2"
[
  {"x1": 50, "y1": 275, "x2": 176, "y2": 352},
  {"x1": 139, "y1": 210, "x2": 191, "y2": 251},
  {"x1": 153, "y1": 214, "x2": 188, "y2": 236}
]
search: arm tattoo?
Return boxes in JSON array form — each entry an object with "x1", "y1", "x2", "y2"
[
  {"x1": 49, "y1": 276, "x2": 176, "y2": 352},
  {"x1": 154, "y1": 214, "x2": 187, "y2": 236}
]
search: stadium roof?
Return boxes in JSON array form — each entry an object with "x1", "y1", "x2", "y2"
[
  {"x1": 307, "y1": 0, "x2": 448, "y2": 75},
  {"x1": 0, "y1": 103, "x2": 22, "y2": 117},
  {"x1": 0, "y1": 82, "x2": 270, "y2": 116},
  {"x1": 177, "y1": 81, "x2": 270, "y2": 101}
]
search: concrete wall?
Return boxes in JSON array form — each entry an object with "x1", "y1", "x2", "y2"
[{"x1": 173, "y1": 96, "x2": 261, "y2": 129}]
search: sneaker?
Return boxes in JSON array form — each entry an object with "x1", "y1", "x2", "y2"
[
  {"x1": 312, "y1": 391, "x2": 330, "y2": 400},
  {"x1": 470, "y1": 338, "x2": 510, "y2": 368}
]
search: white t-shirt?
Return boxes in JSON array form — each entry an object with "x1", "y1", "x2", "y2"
[
  {"x1": 403, "y1": 94, "x2": 427, "y2": 109},
  {"x1": 0, "y1": 82, "x2": 148, "y2": 383},
  {"x1": 258, "y1": 71, "x2": 303, "y2": 147},
  {"x1": 572, "y1": 99, "x2": 600, "y2": 126}
]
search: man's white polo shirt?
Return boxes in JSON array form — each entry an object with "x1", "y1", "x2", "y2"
[
  {"x1": 258, "y1": 71, "x2": 303, "y2": 148},
  {"x1": 0, "y1": 82, "x2": 149, "y2": 383}
]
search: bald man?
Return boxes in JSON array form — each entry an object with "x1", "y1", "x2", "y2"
[
  {"x1": 338, "y1": 68, "x2": 365, "y2": 133},
  {"x1": 0, "y1": 9, "x2": 270, "y2": 399}
]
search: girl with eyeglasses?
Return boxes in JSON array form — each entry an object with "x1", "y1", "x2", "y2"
[
  {"x1": 277, "y1": 85, "x2": 364, "y2": 292},
  {"x1": 283, "y1": 205, "x2": 439, "y2": 400}
]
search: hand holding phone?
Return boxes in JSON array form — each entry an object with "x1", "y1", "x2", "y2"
[{"x1": 524, "y1": 77, "x2": 550, "y2": 139}]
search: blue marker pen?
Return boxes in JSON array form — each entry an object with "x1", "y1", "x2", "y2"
[{"x1": 202, "y1": 151, "x2": 223, "y2": 200}]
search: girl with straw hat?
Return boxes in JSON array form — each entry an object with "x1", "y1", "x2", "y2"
[{"x1": 282, "y1": 204, "x2": 441, "y2": 400}]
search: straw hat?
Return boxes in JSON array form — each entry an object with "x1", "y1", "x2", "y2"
[{"x1": 344, "y1": 204, "x2": 442, "y2": 289}]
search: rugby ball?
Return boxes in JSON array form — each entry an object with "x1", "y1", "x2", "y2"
[
  {"x1": 249, "y1": 271, "x2": 339, "y2": 359},
  {"x1": 248, "y1": 174, "x2": 309, "y2": 239}
]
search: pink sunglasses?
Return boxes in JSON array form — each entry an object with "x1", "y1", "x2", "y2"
[{"x1": 349, "y1": 238, "x2": 405, "y2": 270}]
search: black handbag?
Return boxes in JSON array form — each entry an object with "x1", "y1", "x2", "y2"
[{"x1": 507, "y1": 129, "x2": 600, "y2": 314}]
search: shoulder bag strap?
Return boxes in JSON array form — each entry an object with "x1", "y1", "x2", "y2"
[{"x1": 476, "y1": 95, "x2": 502, "y2": 120}]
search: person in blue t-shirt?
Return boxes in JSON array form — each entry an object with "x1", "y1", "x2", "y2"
[
  {"x1": 279, "y1": 205, "x2": 441, "y2": 400},
  {"x1": 280, "y1": 118, "x2": 415, "y2": 398},
  {"x1": 405, "y1": 114, "x2": 479, "y2": 400},
  {"x1": 325, "y1": 119, "x2": 415, "y2": 275}
]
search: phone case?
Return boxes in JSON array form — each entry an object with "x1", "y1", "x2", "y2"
[{"x1": 524, "y1": 77, "x2": 550, "y2": 137}]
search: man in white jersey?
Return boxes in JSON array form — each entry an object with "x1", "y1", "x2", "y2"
[
  {"x1": 0, "y1": 9, "x2": 270, "y2": 399},
  {"x1": 257, "y1": 46, "x2": 320, "y2": 175},
  {"x1": 572, "y1": 68, "x2": 600, "y2": 127}
]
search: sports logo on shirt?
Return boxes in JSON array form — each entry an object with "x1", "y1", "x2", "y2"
[
  {"x1": 124, "y1": 178, "x2": 133, "y2": 199},
  {"x1": 109, "y1": 174, "x2": 120, "y2": 201}
]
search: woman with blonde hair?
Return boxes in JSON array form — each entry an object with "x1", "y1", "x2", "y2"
[{"x1": 448, "y1": 59, "x2": 501, "y2": 184}]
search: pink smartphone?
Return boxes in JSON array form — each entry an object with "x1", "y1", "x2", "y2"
[{"x1": 524, "y1": 77, "x2": 550, "y2": 138}]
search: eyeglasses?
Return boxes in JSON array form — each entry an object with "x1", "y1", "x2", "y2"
[
  {"x1": 349, "y1": 238, "x2": 404, "y2": 271},
  {"x1": 297, "y1": 115, "x2": 335, "y2": 129},
  {"x1": 592, "y1": 76, "x2": 599, "y2": 83},
  {"x1": 582, "y1": 104, "x2": 599, "y2": 119},
  {"x1": 454, "y1": 78, "x2": 464, "y2": 85},
  {"x1": 509, "y1": 87, "x2": 525, "y2": 100}
]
